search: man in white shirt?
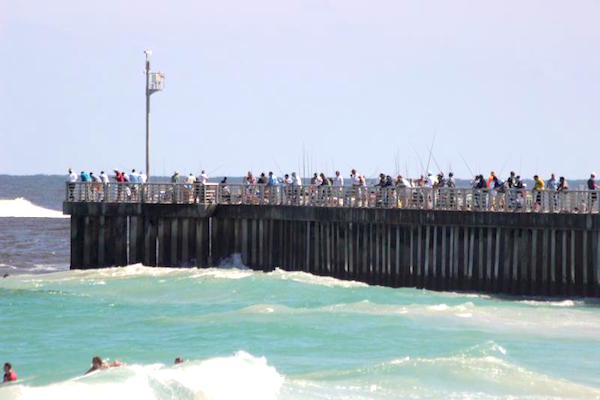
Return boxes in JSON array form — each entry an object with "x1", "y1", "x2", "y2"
[
  {"x1": 349, "y1": 169, "x2": 362, "y2": 206},
  {"x1": 425, "y1": 172, "x2": 434, "y2": 188},
  {"x1": 351, "y1": 169, "x2": 361, "y2": 186},
  {"x1": 185, "y1": 173, "x2": 196, "y2": 184},
  {"x1": 67, "y1": 168, "x2": 77, "y2": 201},
  {"x1": 333, "y1": 171, "x2": 344, "y2": 186},
  {"x1": 198, "y1": 170, "x2": 209, "y2": 185},
  {"x1": 139, "y1": 171, "x2": 147, "y2": 183},
  {"x1": 68, "y1": 168, "x2": 78, "y2": 183},
  {"x1": 100, "y1": 171, "x2": 109, "y2": 183},
  {"x1": 291, "y1": 172, "x2": 302, "y2": 186},
  {"x1": 332, "y1": 170, "x2": 344, "y2": 205}
]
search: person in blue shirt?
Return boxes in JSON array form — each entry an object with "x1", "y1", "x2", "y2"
[
  {"x1": 267, "y1": 171, "x2": 278, "y2": 186},
  {"x1": 493, "y1": 175, "x2": 505, "y2": 192},
  {"x1": 547, "y1": 173, "x2": 557, "y2": 191}
]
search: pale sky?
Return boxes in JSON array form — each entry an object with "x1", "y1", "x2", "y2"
[{"x1": 1, "y1": 0, "x2": 599, "y2": 179}]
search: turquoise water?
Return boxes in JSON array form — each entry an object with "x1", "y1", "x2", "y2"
[{"x1": 1, "y1": 263, "x2": 600, "y2": 400}]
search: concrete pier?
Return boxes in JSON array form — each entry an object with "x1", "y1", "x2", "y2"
[{"x1": 64, "y1": 201, "x2": 600, "y2": 297}]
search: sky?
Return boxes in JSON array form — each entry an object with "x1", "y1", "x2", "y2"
[{"x1": 1, "y1": 0, "x2": 599, "y2": 179}]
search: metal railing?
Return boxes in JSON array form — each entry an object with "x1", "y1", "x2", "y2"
[
  {"x1": 65, "y1": 182, "x2": 600, "y2": 213},
  {"x1": 65, "y1": 182, "x2": 218, "y2": 204}
]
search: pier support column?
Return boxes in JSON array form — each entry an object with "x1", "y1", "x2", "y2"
[
  {"x1": 111, "y1": 217, "x2": 127, "y2": 266},
  {"x1": 144, "y1": 216, "x2": 158, "y2": 267},
  {"x1": 129, "y1": 216, "x2": 144, "y2": 265},
  {"x1": 196, "y1": 218, "x2": 208, "y2": 267},
  {"x1": 70, "y1": 216, "x2": 84, "y2": 269},
  {"x1": 83, "y1": 216, "x2": 99, "y2": 268}
]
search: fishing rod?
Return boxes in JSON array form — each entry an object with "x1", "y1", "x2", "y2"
[
  {"x1": 207, "y1": 164, "x2": 225, "y2": 176},
  {"x1": 425, "y1": 141, "x2": 442, "y2": 173},
  {"x1": 409, "y1": 143, "x2": 426, "y2": 175},
  {"x1": 498, "y1": 157, "x2": 509, "y2": 179},
  {"x1": 425, "y1": 135, "x2": 436, "y2": 174},
  {"x1": 458, "y1": 152, "x2": 474, "y2": 178},
  {"x1": 272, "y1": 158, "x2": 284, "y2": 178}
]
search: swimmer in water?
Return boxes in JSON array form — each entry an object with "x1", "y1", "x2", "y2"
[
  {"x1": 85, "y1": 356, "x2": 123, "y2": 374},
  {"x1": 3, "y1": 362, "x2": 17, "y2": 383},
  {"x1": 174, "y1": 356, "x2": 184, "y2": 364}
]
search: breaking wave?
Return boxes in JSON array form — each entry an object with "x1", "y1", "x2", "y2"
[
  {"x1": 267, "y1": 268, "x2": 368, "y2": 288},
  {"x1": 0, "y1": 198, "x2": 66, "y2": 218},
  {"x1": 1, "y1": 263, "x2": 368, "y2": 288},
  {"x1": 0, "y1": 352, "x2": 283, "y2": 400}
]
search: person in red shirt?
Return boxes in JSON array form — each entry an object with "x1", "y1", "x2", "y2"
[{"x1": 3, "y1": 362, "x2": 17, "y2": 383}]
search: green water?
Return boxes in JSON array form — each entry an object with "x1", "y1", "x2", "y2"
[{"x1": 1, "y1": 265, "x2": 599, "y2": 399}]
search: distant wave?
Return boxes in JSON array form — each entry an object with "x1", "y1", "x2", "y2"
[
  {"x1": 1, "y1": 351, "x2": 283, "y2": 400},
  {"x1": 0, "y1": 198, "x2": 66, "y2": 218},
  {"x1": 284, "y1": 341, "x2": 600, "y2": 399}
]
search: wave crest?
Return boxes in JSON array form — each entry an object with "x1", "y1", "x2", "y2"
[
  {"x1": 3, "y1": 351, "x2": 283, "y2": 400},
  {"x1": 0, "y1": 198, "x2": 66, "y2": 218}
]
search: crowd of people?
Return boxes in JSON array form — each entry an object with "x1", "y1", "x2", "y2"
[
  {"x1": 238, "y1": 169, "x2": 600, "y2": 194},
  {"x1": 67, "y1": 168, "x2": 148, "y2": 184},
  {"x1": 67, "y1": 167, "x2": 600, "y2": 193}
]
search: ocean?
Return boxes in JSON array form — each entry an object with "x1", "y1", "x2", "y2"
[{"x1": 1, "y1": 175, "x2": 599, "y2": 400}]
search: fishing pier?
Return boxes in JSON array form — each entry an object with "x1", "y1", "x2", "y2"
[{"x1": 64, "y1": 183, "x2": 600, "y2": 297}]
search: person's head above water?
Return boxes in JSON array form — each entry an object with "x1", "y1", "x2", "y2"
[
  {"x1": 92, "y1": 356, "x2": 103, "y2": 368},
  {"x1": 174, "y1": 356, "x2": 184, "y2": 364}
]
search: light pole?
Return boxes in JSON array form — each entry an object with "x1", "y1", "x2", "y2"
[{"x1": 144, "y1": 49, "x2": 164, "y2": 181}]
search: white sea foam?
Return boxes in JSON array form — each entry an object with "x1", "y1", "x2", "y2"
[
  {"x1": 3, "y1": 261, "x2": 366, "y2": 289},
  {"x1": 0, "y1": 198, "x2": 67, "y2": 218},
  {"x1": 519, "y1": 299, "x2": 579, "y2": 307},
  {"x1": 268, "y1": 268, "x2": 368, "y2": 288},
  {"x1": 2, "y1": 351, "x2": 283, "y2": 400},
  {"x1": 235, "y1": 299, "x2": 600, "y2": 340}
]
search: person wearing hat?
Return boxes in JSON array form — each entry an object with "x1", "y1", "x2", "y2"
[
  {"x1": 532, "y1": 175, "x2": 545, "y2": 210},
  {"x1": 587, "y1": 173, "x2": 598, "y2": 190},
  {"x1": 425, "y1": 172, "x2": 434, "y2": 188}
]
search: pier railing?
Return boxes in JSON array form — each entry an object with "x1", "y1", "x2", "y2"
[{"x1": 65, "y1": 182, "x2": 600, "y2": 213}]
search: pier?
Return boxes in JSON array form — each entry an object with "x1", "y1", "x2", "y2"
[{"x1": 64, "y1": 182, "x2": 600, "y2": 297}]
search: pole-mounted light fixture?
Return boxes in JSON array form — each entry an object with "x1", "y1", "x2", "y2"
[{"x1": 145, "y1": 49, "x2": 164, "y2": 181}]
